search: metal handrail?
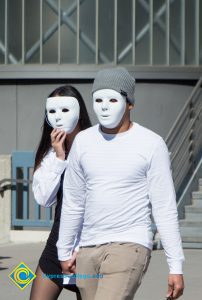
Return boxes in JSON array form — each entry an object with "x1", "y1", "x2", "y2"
[
  {"x1": 165, "y1": 77, "x2": 202, "y2": 197},
  {"x1": 0, "y1": 178, "x2": 32, "y2": 197},
  {"x1": 171, "y1": 103, "x2": 202, "y2": 163},
  {"x1": 166, "y1": 77, "x2": 202, "y2": 146}
]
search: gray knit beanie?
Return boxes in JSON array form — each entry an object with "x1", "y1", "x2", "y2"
[{"x1": 92, "y1": 67, "x2": 135, "y2": 104}]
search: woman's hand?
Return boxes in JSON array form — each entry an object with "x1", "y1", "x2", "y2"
[{"x1": 50, "y1": 128, "x2": 67, "y2": 160}]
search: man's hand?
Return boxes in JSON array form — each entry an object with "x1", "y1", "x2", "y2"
[
  {"x1": 166, "y1": 274, "x2": 184, "y2": 299},
  {"x1": 60, "y1": 251, "x2": 78, "y2": 274}
]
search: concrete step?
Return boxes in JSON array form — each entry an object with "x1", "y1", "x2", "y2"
[
  {"x1": 183, "y1": 205, "x2": 202, "y2": 221},
  {"x1": 179, "y1": 179, "x2": 202, "y2": 249},
  {"x1": 192, "y1": 191, "x2": 202, "y2": 199},
  {"x1": 180, "y1": 226, "x2": 202, "y2": 237},
  {"x1": 179, "y1": 220, "x2": 202, "y2": 227},
  {"x1": 185, "y1": 205, "x2": 202, "y2": 213},
  {"x1": 184, "y1": 212, "x2": 202, "y2": 221},
  {"x1": 193, "y1": 199, "x2": 202, "y2": 206},
  {"x1": 182, "y1": 242, "x2": 202, "y2": 249},
  {"x1": 181, "y1": 234, "x2": 202, "y2": 243}
]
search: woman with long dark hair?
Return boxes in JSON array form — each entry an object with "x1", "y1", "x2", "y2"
[{"x1": 30, "y1": 85, "x2": 91, "y2": 300}]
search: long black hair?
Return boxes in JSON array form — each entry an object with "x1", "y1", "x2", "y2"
[{"x1": 34, "y1": 85, "x2": 91, "y2": 171}]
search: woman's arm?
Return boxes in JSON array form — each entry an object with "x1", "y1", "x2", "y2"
[
  {"x1": 32, "y1": 149, "x2": 68, "y2": 207},
  {"x1": 33, "y1": 129, "x2": 67, "y2": 207}
]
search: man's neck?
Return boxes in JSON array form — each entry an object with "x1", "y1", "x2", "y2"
[{"x1": 101, "y1": 120, "x2": 132, "y2": 134}]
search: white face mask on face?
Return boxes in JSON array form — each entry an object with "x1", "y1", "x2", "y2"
[
  {"x1": 46, "y1": 96, "x2": 80, "y2": 134},
  {"x1": 93, "y1": 89, "x2": 126, "y2": 129}
]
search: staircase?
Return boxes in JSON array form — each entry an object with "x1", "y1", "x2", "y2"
[{"x1": 179, "y1": 178, "x2": 202, "y2": 248}]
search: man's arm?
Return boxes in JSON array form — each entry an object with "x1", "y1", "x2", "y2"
[
  {"x1": 56, "y1": 137, "x2": 85, "y2": 273},
  {"x1": 147, "y1": 137, "x2": 185, "y2": 299}
]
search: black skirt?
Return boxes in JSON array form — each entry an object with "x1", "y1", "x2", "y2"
[
  {"x1": 38, "y1": 175, "x2": 79, "y2": 293},
  {"x1": 39, "y1": 244, "x2": 78, "y2": 292}
]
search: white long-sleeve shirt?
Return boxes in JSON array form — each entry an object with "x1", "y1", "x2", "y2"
[
  {"x1": 32, "y1": 149, "x2": 68, "y2": 207},
  {"x1": 57, "y1": 123, "x2": 185, "y2": 274}
]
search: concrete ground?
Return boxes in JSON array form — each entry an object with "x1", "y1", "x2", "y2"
[{"x1": 0, "y1": 242, "x2": 201, "y2": 300}]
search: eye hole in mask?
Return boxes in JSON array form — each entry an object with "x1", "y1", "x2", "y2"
[{"x1": 49, "y1": 109, "x2": 56, "y2": 114}]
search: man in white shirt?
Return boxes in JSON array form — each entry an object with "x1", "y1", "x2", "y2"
[{"x1": 57, "y1": 67, "x2": 185, "y2": 300}]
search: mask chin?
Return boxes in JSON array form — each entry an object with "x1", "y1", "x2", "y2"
[
  {"x1": 97, "y1": 107, "x2": 125, "y2": 129},
  {"x1": 99, "y1": 120, "x2": 121, "y2": 129},
  {"x1": 62, "y1": 126, "x2": 76, "y2": 134}
]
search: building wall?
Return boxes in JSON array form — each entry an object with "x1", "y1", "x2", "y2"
[{"x1": 0, "y1": 81, "x2": 193, "y2": 155}]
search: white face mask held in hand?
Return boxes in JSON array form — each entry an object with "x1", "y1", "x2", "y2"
[
  {"x1": 46, "y1": 96, "x2": 80, "y2": 134},
  {"x1": 93, "y1": 89, "x2": 126, "y2": 129}
]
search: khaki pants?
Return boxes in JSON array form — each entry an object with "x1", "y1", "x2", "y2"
[{"x1": 76, "y1": 242, "x2": 151, "y2": 300}]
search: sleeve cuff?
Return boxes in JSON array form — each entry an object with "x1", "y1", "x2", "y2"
[
  {"x1": 74, "y1": 245, "x2": 79, "y2": 252},
  {"x1": 58, "y1": 248, "x2": 73, "y2": 261},
  {"x1": 168, "y1": 260, "x2": 184, "y2": 274},
  {"x1": 50, "y1": 156, "x2": 68, "y2": 174}
]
